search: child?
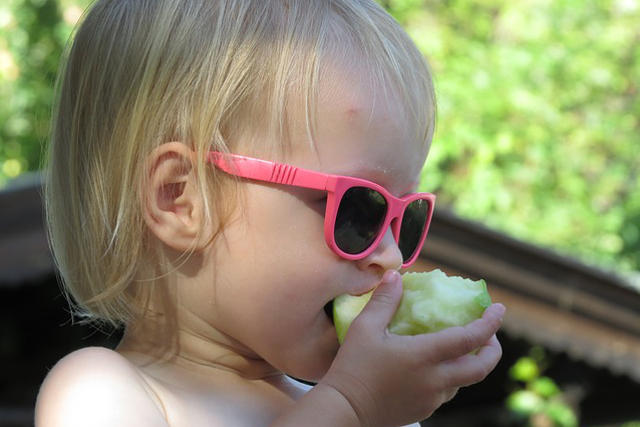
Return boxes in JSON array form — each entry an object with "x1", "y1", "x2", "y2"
[{"x1": 36, "y1": 0, "x2": 505, "y2": 426}]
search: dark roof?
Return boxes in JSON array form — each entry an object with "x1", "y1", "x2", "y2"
[
  {"x1": 2, "y1": 174, "x2": 640, "y2": 382},
  {"x1": 0, "y1": 173, "x2": 52, "y2": 286}
]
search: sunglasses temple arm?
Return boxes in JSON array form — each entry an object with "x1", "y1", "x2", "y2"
[{"x1": 207, "y1": 152, "x2": 332, "y2": 191}]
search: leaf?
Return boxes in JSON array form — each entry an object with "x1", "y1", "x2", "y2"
[
  {"x1": 531, "y1": 376, "x2": 561, "y2": 398},
  {"x1": 509, "y1": 357, "x2": 539, "y2": 382},
  {"x1": 506, "y1": 390, "x2": 544, "y2": 415}
]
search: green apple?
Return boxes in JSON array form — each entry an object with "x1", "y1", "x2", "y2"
[{"x1": 333, "y1": 269, "x2": 492, "y2": 343}]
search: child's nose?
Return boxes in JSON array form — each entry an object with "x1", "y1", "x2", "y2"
[{"x1": 356, "y1": 226, "x2": 403, "y2": 274}]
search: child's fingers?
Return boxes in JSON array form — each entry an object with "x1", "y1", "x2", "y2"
[
  {"x1": 439, "y1": 335, "x2": 503, "y2": 388},
  {"x1": 354, "y1": 270, "x2": 403, "y2": 331},
  {"x1": 442, "y1": 387, "x2": 459, "y2": 403},
  {"x1": 418, "y1": 303, "x2": 505, "y2": 362}
]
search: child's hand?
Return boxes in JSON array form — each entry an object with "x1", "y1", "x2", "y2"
[{"x1": 320, "y1": 270, "x2": 505, "y2": 427}]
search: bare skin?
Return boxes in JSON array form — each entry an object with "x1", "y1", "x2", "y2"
[{"x1": 35, "y1": 61, "x2": 504, "y2": 427}]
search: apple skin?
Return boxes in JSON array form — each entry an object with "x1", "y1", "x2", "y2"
[{"x1": 333, "y1": 269, "x2": 492, "y2": 344}]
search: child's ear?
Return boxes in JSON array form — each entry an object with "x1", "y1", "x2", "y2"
[{"x1": 143, "y1": 141, "x2": 207, "y2": 252}]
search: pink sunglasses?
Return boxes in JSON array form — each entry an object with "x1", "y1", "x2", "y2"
[{"x1": 207, "y1": 152, "x2": 435, "y2": 268}]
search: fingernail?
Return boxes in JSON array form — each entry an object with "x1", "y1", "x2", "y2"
[{"x1": 382, "y1": 270, "x2": 400, "y2": 285}]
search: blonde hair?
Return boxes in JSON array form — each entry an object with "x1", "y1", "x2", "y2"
[{"x1": 45, "y1": 0, "x2": 435, "y2": 330}]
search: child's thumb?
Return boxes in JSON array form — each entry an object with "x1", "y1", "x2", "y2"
[{"x1": 359, "y1": 270, "x2": 403, "y2": 331}]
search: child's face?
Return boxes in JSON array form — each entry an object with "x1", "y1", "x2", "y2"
[{"x1": 195, "y1": 65, "x2": 428, "y2": 381}]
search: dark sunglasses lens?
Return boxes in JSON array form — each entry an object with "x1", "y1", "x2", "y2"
[
  {"x1": 399, "y1": 199, "x2": 430, "y2": 262},
  {"x1": 335, "y1": 187, "x2": 387, "y2": 254}
]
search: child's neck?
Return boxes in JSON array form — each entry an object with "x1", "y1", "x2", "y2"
[{"x1": 116, "y1": 315, "x2": 281, "y2": 382}]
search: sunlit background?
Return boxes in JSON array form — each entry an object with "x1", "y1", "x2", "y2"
[
  {"x1": 2, "y1": 0, "x2": 638, "y2": 282},
  {"x1": 1, "y1": 1, "x2": 639, "y2": 426},
  {"x1": 386, "y1": 0, "x2": 640, "y2": 280}
]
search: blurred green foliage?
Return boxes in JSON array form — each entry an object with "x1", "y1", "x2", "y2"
[
  {"x1": 1, "y1": 0, "x2": 639, "y2": 278},
  {"x1": 0, "y1": 0, "x2": 90, "y2": 185},
  {"x1": 380, "y1": 0, "x2": 640, "y2": 277},
  {"x1": 1, "y1": 0, "x2": 55, "y2": 183},
  {"x1": 506, "y1": 347, "x2": 579, "y2": 426}
]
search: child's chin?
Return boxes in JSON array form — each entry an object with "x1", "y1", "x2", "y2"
[{"x1": 295, "y1": 348, "x2": 336, "y2": 382}]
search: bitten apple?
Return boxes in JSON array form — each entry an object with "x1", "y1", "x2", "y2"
[{"x1": 333, "y1": 269, "x2": 492, "y2": 343}]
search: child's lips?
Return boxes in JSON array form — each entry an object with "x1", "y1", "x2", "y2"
[
  {"x1": 324, "y1": 279, "x2": 381, "y2": 325},
  {"x1": 351, "y1": 276, "x2": 385, "y2": 296}
]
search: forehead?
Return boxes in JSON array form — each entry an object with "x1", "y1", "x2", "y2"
[{"x1": 288, "y1": 62, "x2": 427, "y2": 194}]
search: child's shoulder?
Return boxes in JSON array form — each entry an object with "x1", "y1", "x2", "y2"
[{"x1": 35, "y1": 346, "x2": 168, "y2": 427}]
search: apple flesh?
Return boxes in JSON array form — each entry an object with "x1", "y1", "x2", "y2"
[{"x1": 333, "y1": 269, "x2": 492, "y2": 344}]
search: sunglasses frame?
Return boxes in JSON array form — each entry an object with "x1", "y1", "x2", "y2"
[{"x1": 207, "y1": 152, "x2": 436, "y2": 268}]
